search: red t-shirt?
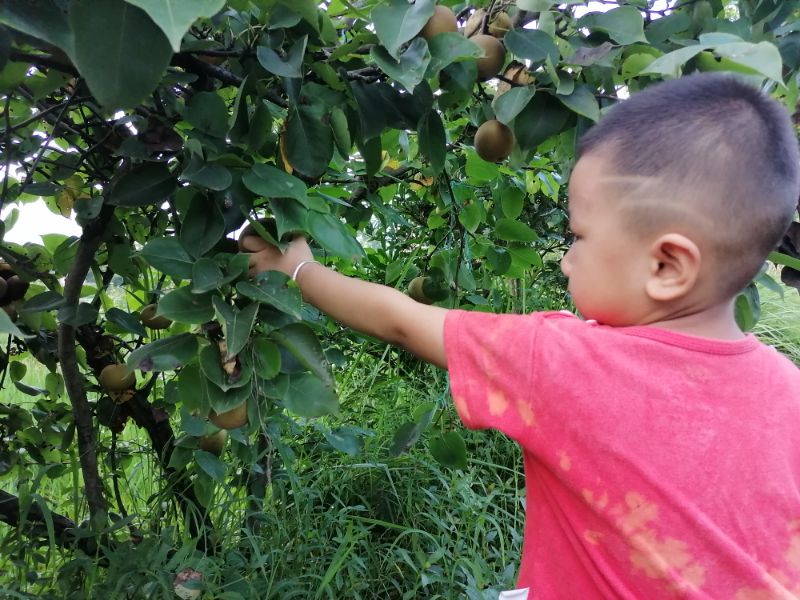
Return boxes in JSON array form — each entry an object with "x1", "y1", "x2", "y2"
[{"x1": 444, "y1": 310, "x2": 800, "y2": 599}]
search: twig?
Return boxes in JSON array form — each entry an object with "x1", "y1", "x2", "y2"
[
  {"x1": 23, "y1": 89, "x2": 77, "y2": 186},
  {"x1": 1, "y1": 95, "x2": 12, "y2": 212}
]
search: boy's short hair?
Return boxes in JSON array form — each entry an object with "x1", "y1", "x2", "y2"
[{"x1": 576, "y1": 72, "x2": 800, "y2": 297}]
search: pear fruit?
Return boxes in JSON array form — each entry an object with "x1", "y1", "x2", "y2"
[
  {"x1": 198, "y1": 430, "x2": 228, "y2": 456},
  {"x1": 472, "y1": 34, "x2": 505, "y2": 81},
  {"x1": 140, "y1": 304, "x2": 172, "y2": 330},
  {"x1": 209, "y1": 402, "x2": 248, "y2": 430},
  {"x1": 99, "y1": 363, "x2": 136, "y2": 392},
  {"x1": 420, "y1": 5, "x2": 458, "y2": 40},
  {"x1": 4, "y1": 276, "x2": 29, "y2": 302},
  {"x1": 488, "y1": 12, "x2": 512, "y2": 38},
  {"x1": 474, "y1": 120, "x2": 515, "y2": 162},
  {"x1": 408, "y1": 276, "x2": 434, "y2": 305}
]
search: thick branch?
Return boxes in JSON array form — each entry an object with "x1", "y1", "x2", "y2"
[
  {"x1": 57, "y1": 204, "x2": 115, "y2": 525},
  {"x1": 74, "y1": 324, "x2": 215, "y2": 552},
  {"x1": 0, "y1": 489, "x2": 98, "y2": 554},
  {"x1": 172, "y1": 53, "x2": 287, "y2": 107},
  {"x1": 9, "y1": 50, "x2": 79, "y2": 77}
]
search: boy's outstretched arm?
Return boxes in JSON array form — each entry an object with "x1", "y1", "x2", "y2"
[{"x1": 245, "y1": 236, "x2": 449, "y2": 369}]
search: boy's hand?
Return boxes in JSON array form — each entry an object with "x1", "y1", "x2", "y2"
[{"x1": 242, "y1": 234, "x2": 313, "y2": 279}]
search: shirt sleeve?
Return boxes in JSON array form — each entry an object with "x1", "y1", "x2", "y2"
[{"x1": 444, "y1": 309, "x2": 544, "y2": 445}]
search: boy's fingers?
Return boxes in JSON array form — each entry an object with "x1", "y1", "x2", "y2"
[{"x1": 239, "y1": 234, "x2": 272, "y2": 253}]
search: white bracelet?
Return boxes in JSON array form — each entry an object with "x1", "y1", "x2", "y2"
[{"x1": 291, "y1": 260, "x2": 321, "y2": 282}]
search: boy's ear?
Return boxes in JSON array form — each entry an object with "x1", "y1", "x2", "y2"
[{"x1": 644, "y1": 233, "x2": 701, "y2": 302}]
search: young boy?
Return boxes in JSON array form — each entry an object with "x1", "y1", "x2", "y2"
[{"x1": 243, "y1": 73, "x2": 800, "y2": 599}]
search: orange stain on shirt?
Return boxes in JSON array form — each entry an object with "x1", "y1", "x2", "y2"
[
  {"x1": 559, "y1": 452, "x2": 572, "y2": 472},
  {"x1": 613, "y1": 492, "x2": 706, "y2": 593},
  {"x1": 618, "y1": 492, "x2": 659, "y2": 536},
  {"x1": 785, "y1": 535, "x2": 800, "y2": 573},
  {"x1": 515, "y1": 397, "x2": 536, "y2": 427},
  {"x1": 487, "y1": 388, "x2": 509, "y2": 416},
  {"x1": 584, "y1": 530, "x2": 603, "y2": 545},
  {"x1": 453, "y1": 394, "x2": 471, "y2": 422},
  {"x1": 582, "y1": 489, "x2": 609, "y2": 510}
]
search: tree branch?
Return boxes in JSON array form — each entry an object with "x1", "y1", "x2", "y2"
[
  {"x1": 58, "y1": 204, "x2": 115, "y2": 527},
  {"x1": 0, "y1": 489, "x2": 98, "y2": 555}
]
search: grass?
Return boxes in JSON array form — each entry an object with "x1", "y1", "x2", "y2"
[{"x1": 1, "y1": 281, "x2": 799, "y2": 598}]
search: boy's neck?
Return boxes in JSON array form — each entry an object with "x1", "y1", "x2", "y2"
[{"x1": 644, "y1": 299, "x2": 745, "y2": 340}]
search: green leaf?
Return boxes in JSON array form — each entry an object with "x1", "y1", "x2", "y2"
[
  {"x1": 388, "y1": 421, "x2": 422, "y2": 456},
  {"x1": 513, "y1": 93, "x2": 572, "y2": 152},
  {"x1": 192, "y1": 258, "x2": 224, "y2": 294},
  {"x1": 429, "y1": 431, "x2": 468, "y2": 469},
  {"x1": 0, "y1": 1, "x2": 73, "y2": 56},
  {"x1": 106, "y1": 307, "x2": 147, "y2": 336},
  {"x1": 556, "y1": 85, "x2": 600, "y2": 121},
  {"x1": 307, "y1": 211, "x2": 364, "y2": 260},
  {"x1": 185, "y1": 91, "x2": 229, "y2": 138},
  {"x1": 426, "y1": 32, "x2": 484, "y2": 75},
  {"x1": 417, "y1": 110, "x2": 446, "y2": 173},
  {"x1": 199, "y1": 342, "x2": 250, "y2": 391},
  {"x1": 180, "y1": 159, "x2": 232, "y2": 191},
  {"x1": 458, "y1": 200, "x2": 483, "y2": 233},
  {"x1": 714, "y1": 41, "x2": 783, "y2": 82},
  {"x1": 272, "y1": 323, "x2": 332, "y2": 387},
  {"x1": 110, "y1": 163, "x2": 176, "y2": 207},
  {"x1": 500, "y1": 187, "x2": 524, "y2": 219},
  {"x1": 465, "y1": 148, "x2": 500, "y2": 183},
  {"x1": 0, "y1": 309, "x2": 30, "y2": 338},
  {"x1": 127, "y1": 333, "x2": 199, "y2": 372},
  {"x1": 769, "y1": 251, "x2": 800, "y2": 271},
  {"x1": 283, "y1": 105, "x2": 333, "y2": 179},
  {"x1": 157, "y1": 288, "x2": 215, "y2": 324},
  {"x1": 517, "y1": 0, "x2": 555, "y2": 9},
  {"x1": 51, "y1": 236, "x2": 79, "y2": 277},
  {"x1": 277, "y1": 0, "x2": 319, "y2": 32},
  {"x1": 57, "y1": 302, "x2": 98, "y2": 327},
  {"x1": 256, "y1": 35, "x2": 307, "y2": 78},
  {"x1": 18, "y1": 291, "x2": 65, "y2": 314},
  {"x1": 495, "y1": 218, "x2": 538, "y2": 242},
  {"x1": 640, "y1": 45, "x2": 705, "y2": 77},
  {"x1": 141, "y1": 237, "x2": 195, "y2": 279},
  {"x1": 486, "y1": 245, "x2": 512, "y2": 275},
  {"x1": 503, "y1": 29, "x2": 560, "y2": 65},
  {"x1": 194, "y1": 449, "x2": 227, "y2": 483},
  {"x1": 577, "y1": 6, "x2": 647, "y2": 45},
  {"x1": 125, "y1": 0, "x2": 225, "y2": 52},
  {"x1": 193, "y1": 469, "x2": 215, "y2": 507},
  {"x1": 236, "y1": 272, "x2": 302, "y2": 319},
  {"x1": 371, "y1": 0, "x2": 435, "y2": 59},
  {"x1": 212, "y1": 297, "x2": 258, "y2": 357},
  {"x1": 735, "y1": 284, "x2": 760, "y2": 331},
  {"x1": 493, "y1": 87, "x2": 536, "y2": 124},
  {"x1": 370, "y1": 38, "x2": 431, "y2": 92},
  {"x1": 281, "y1": 373, "x2": 338, "y2": 418},
  {"x1": 68, "y1": 0, "x2": 172, "y2": 109},
  {"x1": 250, "y1": 337, "x2": 281, "y2": 380},
  {"x1": 323, "y1": 427, "x2": 362, "y2": 456},
  {"x1": 180, "y1": 195, "x2": 225, "y2": 258},
  {"x1": 330, "y1": 107, "x2": 352, "y2": 158},
  {"x1": 242, "y1": 164, "x2": 308, "y2": 204}
]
